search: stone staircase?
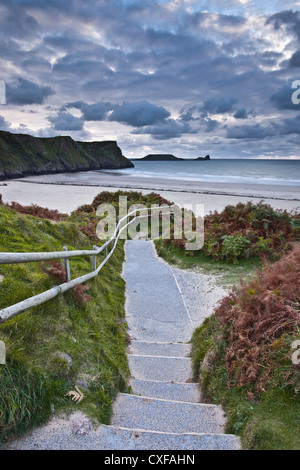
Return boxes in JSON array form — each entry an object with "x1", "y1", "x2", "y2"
[
  {"x1": 4, "y1": 240, "x2": 240, "y2": 450},
  {"x1": 104, "y1": 339, "x2": 240, "y2": 450},
  {"x1": 4, "y1": 339, "x2": 240, "y2": 450},
  {"x1": 105, "y1": 240, "x2": 240, "y2": 450}
]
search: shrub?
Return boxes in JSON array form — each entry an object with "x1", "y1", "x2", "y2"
[
  {"x1": 70, "y1": 190, "x2": 174, "y2": 241},
  {"x1": 211, "y1": 243, "x2": 300, "y2": 396},
  {"x1": 73, "y1": 284, "x2": 92, "y2": 305},
  {"x1": 166, "y1": 202, "x2": 300, "y2": 263},
  {"x1": 5, "y1": 201, "x2": 65, "y2": 221},
  {"x1": 221, "y1": 234, "x2": 251, "y2": 263},
  {"x1": 41, "y1": 261, "x2": 67, "y2": 282}
]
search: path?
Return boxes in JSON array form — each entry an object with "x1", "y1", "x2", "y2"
[{"x1": 4, "y1": 240, "x2": 240, "y2": 450}]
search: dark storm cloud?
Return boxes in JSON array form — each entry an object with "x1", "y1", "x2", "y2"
[
  {"x1": 44, "y1": 35, "x2": 76, "y2": 50},
  {"x1": 21, "y1": 57, "x2": 52, "y2": 72},
  {"x1": 108, "y1": 101, "x2": 170, "y2": 127},
  {"x1": 68, "y1": 99, "x2": 170, "y2": 127},
  {"x1": 266, "y1": 10, "x2": 300, "y2": 42},
  {"x1": 47, "y1": 112, "x2": 84, "y2": 131},
  {"x1": 132, "y1": 118, "x2": 197, "y2": 140},
  {"x1": 0, "y1": 4, "x2": 39, "y2": 39},
  {"x1": 6, "y1": 79, "x2": 54, "y2": 105},
  {"x1": 201, "y1": 97, "x2": 238, "y2": 116},
  {"x1": 280, "y1": 114, "x2": 300, "y2": 135},
  {"x1": 204, "y1": 118, "x2": 219, "y2": 133},
  {"x1": 234, "y1": 109, "x2": 250, "y2": 119},
  {"x1": 69, "y1": 101, "x2": 112, "y2": 121},
  {"x1": 0, "y1": 1, "x2": 257, "y2": 108},
  {"x1": 50, "y1": 26, "x2": 220, "y2": 103},
  {"x1": 179, "y1": 108, "x2": 197, "y2": 122},
  {"x1": 270, "y1": 84, "x2": 299, "y2": 110},
  {"x1": 227, "y1": 114, "x2": 300, "y2": 140},
  {"x1": 290, "y1": 50, "x2": 300, "y2": 67},
  {"x1": 266, "y1": 10, "x2": 300, "y2": 68},
  {"x1": 227, "y1": 124, "x2": 276, "y2": 140},
  {"x1": 52, "y1": 56, "x2": 114, "y2": 79},
  {"x1": 0, "y1": 0, "x2": 299, "y2": 157}
]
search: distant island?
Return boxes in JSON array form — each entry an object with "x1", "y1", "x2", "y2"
[
  {"x1": 133, "y1": 154, "x2": 210, "y2": 161},
  {"x1": 0, "y1": 130, "x2": 134, "y2": 180},
  {"x1": 195, "y1": 155, "x2": 210, "y2": 160}
]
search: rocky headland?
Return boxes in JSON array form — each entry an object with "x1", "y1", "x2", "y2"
[{"x1": 0, "y1": 130, "x2": 134, "y2": 180}]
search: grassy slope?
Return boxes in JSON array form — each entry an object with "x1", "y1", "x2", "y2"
[
  {"x1": 0, "y1": 205, "x2": 130, "y2": 444},
  {"x1": 155, "y1": 239, "x2": 300, "y2": 450},
  {"x1": 154, "y1": 238, "x2": 262, "y2": 288},
  {"x1": 191, "y1": 313, "x2": 300, "y2": 450}
]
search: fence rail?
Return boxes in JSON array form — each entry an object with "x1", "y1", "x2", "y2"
[{"x1": 0, "y1": 206, "x2": 173, "y2": 324}]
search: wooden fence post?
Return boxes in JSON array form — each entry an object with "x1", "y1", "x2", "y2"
[
  {"x1": 63, "y1": 246, "x2": 71, "y2": 281},
  {"x1": 92, "y1": 246, "x2": 98, "y2": 271}
]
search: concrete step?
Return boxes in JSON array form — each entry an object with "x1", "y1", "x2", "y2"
[
  {"x1": 111, "y1": 393, "x2": 226, "y2": 434},
  {"x1": 130, "y1": 378, "x2": 200, "y2": 402},
  {"x1": 124, "y1": 241, "x2": 193, "y2": 343},
  {"x1": 129, "y1": 340, "x2": 191, "y2": 357},
  {"x1": 3, "y1": 418, "x2": 240, "y2": 450},
  {"x1": 128, "y1": 355, "x2": 193, "y2": 383},
  {"x1": 95, "y1": 425, "x2": 241, "y2": 451}
]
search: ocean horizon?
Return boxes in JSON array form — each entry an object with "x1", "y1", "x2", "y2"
[{"x1": 102, "y1": 159, "x2": 300, "y2": 187}]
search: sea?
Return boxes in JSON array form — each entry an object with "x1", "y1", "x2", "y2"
[{"x1": 103, "y1": 159, "x2": 300, "y2": 187}]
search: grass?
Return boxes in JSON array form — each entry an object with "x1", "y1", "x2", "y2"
[
  {"x1": 191, "y1": 315, "x2": 300, "y2": 450},
  {"x1": 2, "y1": 192, "x2": 298, "y2": 450},
  {"x1": 0, "y1": 203, "x2": 130, "y2": 444},
  {"x1": 188, "y1": 243, "x2": 300, "y2": 451},
  {"x1": 155, "y1": 218, "x2": 300, "y2": 450},
  {"x1": 0, "y1": 190, "x2": 174, "y2": 445},
  {"x1": 154, "y1": 238, "x2": 262, "y2": 288}
]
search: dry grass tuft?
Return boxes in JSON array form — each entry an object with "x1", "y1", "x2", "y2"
[{"x1": 66, "y1": 386, "x2": 85, "y2": 404}]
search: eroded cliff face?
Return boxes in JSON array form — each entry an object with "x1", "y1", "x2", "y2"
[{"x1": 0, "y1": 131, "x2": 134, "y2": 179}]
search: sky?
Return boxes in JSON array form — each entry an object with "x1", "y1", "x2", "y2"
[{"x1": 0, "y1": 0, "x2": 300, "y2": 159}]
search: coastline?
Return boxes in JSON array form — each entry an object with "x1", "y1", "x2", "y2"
[{"x1": 0, "y1": 170, "x2": 299, "y2": 215}]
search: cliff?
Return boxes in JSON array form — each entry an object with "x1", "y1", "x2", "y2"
[{"x1": 0, "y1": 130, "x2": 134, "y2": 180}]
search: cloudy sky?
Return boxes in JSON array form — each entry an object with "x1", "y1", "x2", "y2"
[{"x1": 1, "y1": 0, "x2": 300, "y2": 159}]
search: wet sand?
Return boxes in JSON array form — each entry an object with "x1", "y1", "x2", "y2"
[{"x1": 0, "y1": 170, "x2": 299, "y2": 215}]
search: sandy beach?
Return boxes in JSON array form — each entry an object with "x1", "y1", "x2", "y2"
[{"x1": 0, "y1": 170, "x2": 299, "y2": 215}]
